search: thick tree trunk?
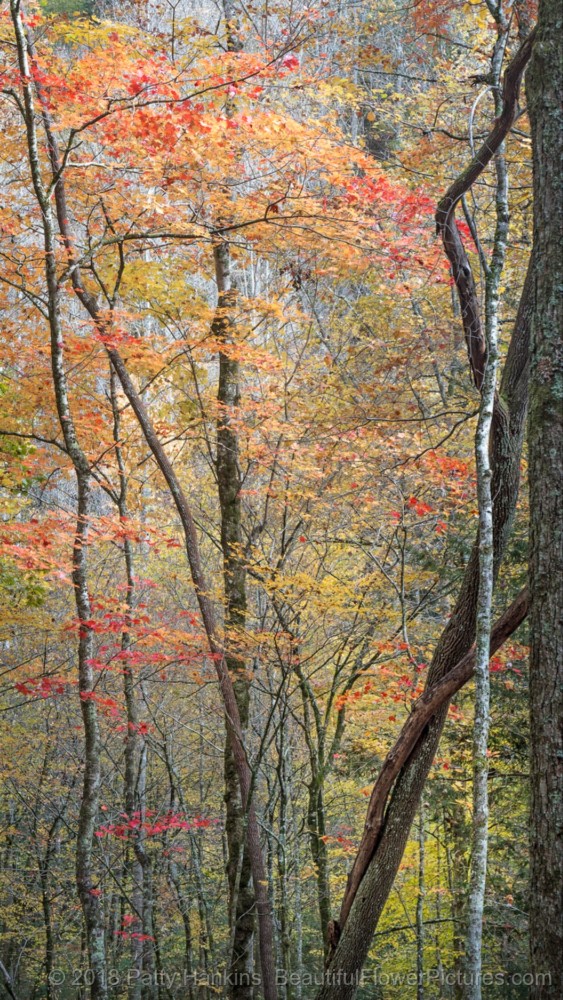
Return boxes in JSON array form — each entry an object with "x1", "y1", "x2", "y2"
[{"x1": 527, "y1": 3, "x2": 563, "y2": 995}]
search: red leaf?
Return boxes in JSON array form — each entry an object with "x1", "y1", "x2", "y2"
[{"x1": 281, "y1": 53, "x2": 300, "y2": 71}]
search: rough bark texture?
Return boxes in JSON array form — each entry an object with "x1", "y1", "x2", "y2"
[
  {"x1": 527, "y1": 2, "x2": 563, "y2": 995},
  {"x1": 334, "y1": 587, "x2": 529, "y2": 934},
  {"x1": 335, "y1": 260, "x2": 532, "y2": 946},
  {"x1": 211, "y1": 11, "x2": 269, "y2": 982},
  {"x1": 214, "y1": 240, "x2": 256, "y2": 998}
]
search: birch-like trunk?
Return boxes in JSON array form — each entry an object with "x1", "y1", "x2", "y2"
[{"x1": 465, "y1": 28, "x2": 509, "y2": 996}]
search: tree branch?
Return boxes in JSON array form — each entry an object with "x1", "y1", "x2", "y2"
[
  {"x1": 335, "y1": 586, "x2": 529, "y2": 936},
  {"x1": 435, "y1": 29, "x2": 535, "y2": 388}
]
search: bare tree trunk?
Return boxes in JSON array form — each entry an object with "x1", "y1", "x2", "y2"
[
  {"x1": 214, "y1": 239, "x2": 256, "y2": 999},
  {"x1": 465, "y1": 25, "x2": 509, "y2": 995},
  {"x1": 527, "y1": 3, "x2": 563, "y2": 994},
  {"x1": 9, "y1": 5, "x2": 107, "y2": 994},
  {"x1": 464, "y1": 309, "x2": 496, "y2": 1000},
  {"x1": 109, "y1": 370, "x2": 145, "y2": 1000},
  {"x1": 212, "y1": 5, "x2": 258, "y2": 986}
]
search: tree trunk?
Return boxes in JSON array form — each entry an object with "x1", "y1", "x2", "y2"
[
  {"x1": 527, "y1": 3, "x2": 563, "y2": 995},
  {"x1": 109, "y1": 370, "x2": 145, "y2": 1000},
  {"x1": 307, "y1": 780, "x2": 332, "y2": 953},
  {"x1": 10, "y1": 5, "x2": 107, "y2": 992},
  {"x1": 212, "y1": 7, "x2": 258, "y2": 987},
  {"x1": 465, "y1": 28, "x2": 508, "y2": 995},
  {"x1": 214, "y1": 239, "x2": 256, "y2": 999}
]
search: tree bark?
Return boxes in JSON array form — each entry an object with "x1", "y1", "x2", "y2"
[
  {"x1": 527, "y1": 2, "x2": 563, "y2": 994},
  {"x1": 214, "y1": 239, "x2": 256, "y2": 999},
  {"x1": 211, "y1": 3, "x2": 258, "y2": 986},
  {"x1": 465, "y1": 26, "x2": 509, "y2": 995}
]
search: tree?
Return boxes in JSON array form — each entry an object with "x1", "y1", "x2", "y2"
[{"x1": 527, "y1": 0, "x2": 563, "y2": 994}]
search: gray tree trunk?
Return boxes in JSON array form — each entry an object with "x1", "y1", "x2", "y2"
[{"x1": 214, "y1": 239, "x2": 256, "y2": 999}]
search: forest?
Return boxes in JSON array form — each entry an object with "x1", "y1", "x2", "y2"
[{"x1": 0, "y1": 0, "x2": 560, "y2": 998}]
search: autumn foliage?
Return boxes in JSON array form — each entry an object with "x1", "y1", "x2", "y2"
[{"x1": 0, "y1": 0, "x2": 537, "y2": 998}]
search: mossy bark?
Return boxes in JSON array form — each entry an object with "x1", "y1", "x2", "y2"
[
  {"x1": 214, "y1": 240, "x2": 256, "y2": 999},
  {"x1": 527, "y1": 2, "x2": 563, "y2": 994}
]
